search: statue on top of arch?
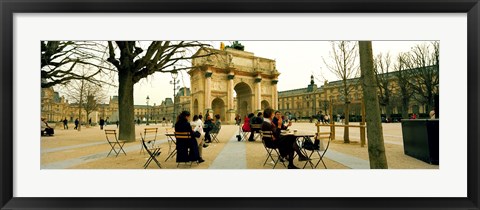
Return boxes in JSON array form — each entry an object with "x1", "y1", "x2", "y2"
[{"x1": 225, "y1": 41, "x2": 245, "y2": 51}]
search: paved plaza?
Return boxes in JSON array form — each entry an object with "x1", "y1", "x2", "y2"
[{"x1": 41, "y1": 122, "x2": 439, "y2": 169}]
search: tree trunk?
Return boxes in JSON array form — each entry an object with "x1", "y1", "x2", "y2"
[
  {"x1": 118, "y1": 69, "x2": 136, "y2": 141},
  {"x1": 359, "y1": 41, "x2": 388, "y2": 169},
  {"x1": 385, "y1": 90, "x2": 392, "y2": 121},
  {"x1": 78, "y1": 79, "x2": 84, "y2": 131},
  {"x1": 385, "y1": 104, "x2": 392, "y2": 122},
  {"x1": 401, "y1": 96, "x2": 409, "y2": 119},
  {"x1": 85, "y1": 110, "x2": 90, "y2": 128},
  {"x1": 343, "y1": 102, "x2": 350, "y2": 143}
]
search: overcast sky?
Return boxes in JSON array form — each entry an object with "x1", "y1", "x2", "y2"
[{"x1": 100, "y1": 41, "x2": 431, "y2": 106}]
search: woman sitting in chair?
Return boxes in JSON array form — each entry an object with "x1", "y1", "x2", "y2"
[
  {"x1": 175, "y1": 111, "x2": 204, "y2": 163},
  {"x1": 41, "y1": 117, "x2": 54, "y2": 136},
  {"x1": 242, "y1": 113, "x2": 254, "y2": 132}
]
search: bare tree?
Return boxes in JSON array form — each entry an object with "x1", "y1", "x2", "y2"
[
  {"x1": 322, "y1": 41, "x2": 359, "y2": 143},
  {"x1": 405, "y1": 42, "x2": 439, "y2": 113},
  {"x1": 359, "y1": 41, "x2": 388, "y2": 169},
  {"x1": 393, "y1": 53, "x2": 414, "y2": 119},
  {"x1": 83, "y1": 85, "x2": 108, "y2": 126},
  {"x1": 41, "y1": 41, "x2": 112, "y2": 88},
  {"x1": 106, "y1": 41, "x2": 214, "y2": 141},
  {"x1": 60, "y1": 65, "x2": 108, "y2": 131},
  {"x1": 374, "y1": 52, "x2": 394, "y2": 121}
]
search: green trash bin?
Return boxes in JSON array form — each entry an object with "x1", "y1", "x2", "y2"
[{"x1": 401, "y1": 119, "x2": 439, "y2": 165}]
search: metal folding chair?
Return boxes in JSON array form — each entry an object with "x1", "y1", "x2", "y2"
[
  {"x1": 140, "y1": 133, "x2": 162, "y2": 169},
  {"x1": 174, "y1": 131, "x2": 195, "y2": 167},
  {"x1": 260, "y1": 131, "x2": 286, "y2": 169},
  {"x1": 104, "y1": 129, "x2": 127, "y2": 157},
  {"x1": 239, "y1": 124, "x2": 250, "y2": 142},
  {"x1": 210, "y1": 125, "x2": 221, "y2": 143},
  {"x1": 164, "y1": 128, "x2": 177, "y2": 161},
  {"x1": 302, "y1": 132, "x2": 332, "y2": 169},
  {"x1": 250, "y1": 124, "x2": 262, "y2": 141},
  {"x1": 139, "y1": 128, "x2": 158, "y2": 154}
]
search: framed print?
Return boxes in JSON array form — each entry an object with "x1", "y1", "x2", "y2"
[{"x1": 1, "y1": 0, "x2": 479, "y2": 209}]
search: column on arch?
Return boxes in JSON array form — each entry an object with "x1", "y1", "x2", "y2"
[
  {"x1": 226, "y1": 72, "x2": 235, "y2": 123},
  {"x1": 272, "y1": 79, "x2": 278, "y2": 110},
  {"x1": 204, "y1": 70, "x2": 213, "y2": 114},
  {"x1": 255, "y1": 75, "x2": 262, "y2": 112},
  {"x1": 227, "y1": 72, "x2": 234, "y2": 110}
]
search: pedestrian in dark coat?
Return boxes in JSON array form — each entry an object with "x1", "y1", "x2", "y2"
[
  {"x1": 63, "y1": 118, "x2": 68, "y2": 129},
  {"x1": 99, "y1": 118, "x2": 105, "y2": 130},
  {"x1": 74, "y1": 118, "x2": 79, "y2": 130}
]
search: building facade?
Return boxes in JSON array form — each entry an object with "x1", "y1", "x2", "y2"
[{"x1": 278, "y1": 74, "x2": 432, "y2": 121}]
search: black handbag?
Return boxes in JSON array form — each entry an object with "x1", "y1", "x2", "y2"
[
  {"x1": 194, "y1": 131, "x2": 201, "y2": 138},
  {"x1": 303, "y1": 137, "x2": 318, "y2": 150}
]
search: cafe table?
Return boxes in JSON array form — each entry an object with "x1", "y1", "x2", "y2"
[{"x1": 280, "y1": 131, "x2": 317, "y2": 169}]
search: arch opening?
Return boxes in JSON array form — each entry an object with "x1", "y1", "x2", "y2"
[{"x1": 234, "y1": 82, "x2": 253, "y2": 118}]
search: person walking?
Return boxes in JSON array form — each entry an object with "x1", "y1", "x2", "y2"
[
  {"x1": 88, "y1": 118, "x2": 92, "y2": 126},
  {"x1": 74, "y1": 118, "x2": 79, "y2": 130},
  {"x1": 99, "y1": 118, "x2": 105, "y2": 130},
  {"x1": 63, "y1": 118, "x2": 68, "y2": 130},
  {"x1": 116, "y1": 120, "x2": 119, "y2": 128}
]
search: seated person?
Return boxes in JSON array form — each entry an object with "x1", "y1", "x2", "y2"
[
  {"x1": 261, "y1": 108, "x2": 306, "y2": 169},
  {"x1": 191, "y1": 115, "x2": 208, "y2": 151},
  {"x1": 235, "y1": 114, "x2": 241, "y2": 125},
  {"x1": 273, "y1": 111, "x2": 310, "y2": 162},
  {"x1": 203, "y1": 115, "x2": 214, "y2": 143},
  {"x1": 175, "y1": 111, "x2": 204, "y2": 163},
  {"x1": 211, "y1": 114, "x2": 222, "y2": 133},
  {"x1": 242, "y1": 113, "x2": 254, "y2": 132},
  {"x1": 41, "y1": 117, "x2": 54, "y2": 136},
  {"x1": 248, "y1": 112, "x2": 264, "y2": 141},
  {"x1": 273, "y1": 111, "x2": 292, "y2": 129}
]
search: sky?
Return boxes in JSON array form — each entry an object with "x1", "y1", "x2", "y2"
[{"x1": 98, "y1": 40, "x2": 431, "y2": 106}]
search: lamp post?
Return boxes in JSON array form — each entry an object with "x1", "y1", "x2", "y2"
[
  {"x1": 146, "y1": 95, "x2": 150, "y2": 125},
  {"x1": 170, "y1": 67, "x2": 179, "y2": 126},
  {"x1": 153, "y1": 103, "x2": 156, "y2": 124}
]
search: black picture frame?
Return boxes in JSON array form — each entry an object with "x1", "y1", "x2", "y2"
[{"x1": 1, "y1": 0, "x2": 479, "y2": 209}]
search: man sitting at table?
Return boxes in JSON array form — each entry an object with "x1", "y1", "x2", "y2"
[{"x1": 262, "y1": 108, "x2": 309, "y2": 169}]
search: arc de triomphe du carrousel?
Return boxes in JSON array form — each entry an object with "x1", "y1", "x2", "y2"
[{"x1": 189, "y1": 45, "x2": 279, "y2": 124}]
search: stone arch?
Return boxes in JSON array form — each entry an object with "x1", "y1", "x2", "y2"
[
  {"x1": 261, "y1": 100, "x2": 270, "y2": 110},
  {"x1": 189, "y1": 47, "x2": 279, "y2": 124},
  {"x1": 212, "y1": 97, "x2": 226, "y2": 122},
  {"x1": 234, "y1": 82, "x2": 253, "y2": 118}
]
